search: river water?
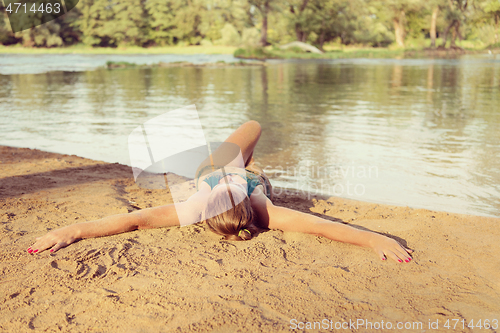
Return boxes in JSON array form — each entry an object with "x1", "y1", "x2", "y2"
[{"x1": 0, "y1": 53, "x2": 499, "y2": 217}]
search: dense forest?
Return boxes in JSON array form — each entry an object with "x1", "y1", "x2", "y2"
[{"x1": 1, "y1": 0, "x2": 499, "y2": 49}]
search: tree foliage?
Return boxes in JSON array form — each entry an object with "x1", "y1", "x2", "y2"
[{"x1": 0, "y1": 0, "x2": 497, "y2": 48}]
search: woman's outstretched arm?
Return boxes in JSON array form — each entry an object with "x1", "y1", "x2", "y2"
[
  {"x1": 28, "y1": 205, "x2": 175, "y2": 254},
  {"x1": 251, "y1": 191, "x2": 413, "y2": 263},
  {"x1": 28, "y1": 190, "x2": 206, "y2": 254}
]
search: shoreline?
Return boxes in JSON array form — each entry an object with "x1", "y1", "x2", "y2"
[
  {"x1": 234, "y1": 45, "x2": 499, "y2": 60},
  {"x1": 1, "y1": 145, "x2": 499, "y2": 331},
  {"x1": 1, "y1": 44, "x2": 498, "y2": 59},
  {"x1": 3, "y1": 144, "x2": 494, "y2": 218},
  {"x1": 2, "y1": 47, "x2": 497, "y2": 76}
]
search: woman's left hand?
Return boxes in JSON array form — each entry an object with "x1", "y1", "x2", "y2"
[
  {"x1": 27, "y1": 224, "x2": 80, "y2": 254},
  {"x1": 369, "y1": 233, "x2": 413, "y2": 263}
]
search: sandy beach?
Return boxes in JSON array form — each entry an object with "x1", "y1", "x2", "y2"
[{"x1": 1, "y1": 145, "x2": 499, "y2": 332}]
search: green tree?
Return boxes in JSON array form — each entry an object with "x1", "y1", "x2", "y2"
[
  {"x1": 144, "y1": 0, "x2": 178, "y2": 45},
  {"x1": 285, "y1": 0, "x2": 395, "y2": 48},
  {"x1": 483, "y1": 0, "x2": 500, "y2": 43},
  {"x1": 248, "y1": 0, "x2": 277, "y2": 46},
  {"x1": 0, "y1": 0, "x2": 79, "y2": 47},
  {"x1": 381, "y1": 0, "x2": 426, "y2": 47},
  {"x1": 310, "y1": 0, "x2": 363, "y2": 49},
  {"x1": 430, "y1": 5, "x2": 440, "y2": 47},
  {"x1": 355, "y1": 1, "x2": 395, "y2": 46},
  {"x1": 147, "y1": 0, "x2": 205, "y2": 46},
  {"x1": 75, "y1": 0, "x2": 149, "y2": 47},
  {"x1": 199, "y1": 0, "x2": 252, "y2": 44},
  {"x1": 15, "y1": 21, "x2": 64, "y2": 47},
  {"x1": 439, "y1": 0, "x2": 469, "y2": 48},
  {"x1": 287, "y1": 0, "x2": 312, "y2": 42},
  {"x1": 0, "y1": 8, "x2": 19, "y2": 45},
  {"x1": 265, "y1": 6, "x2": 296, "y2": 44},
  {"x1": 164, "y1": 0, "x2": 204, "y2": 45},
  {"x1": 286, "y1": 0, "x2": 352, "y2": 47},
  {"x1": 215, "y1": 23, "x2": 241, "y2": 45}
]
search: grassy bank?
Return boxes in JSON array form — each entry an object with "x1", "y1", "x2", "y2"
[
  {"x1": 234, "y1": 39, "x2": 500, "y2": 60},
  {"x1": 234, "y1": 46, "x2": 407, "y2": 60},
  {"x1": 1, "y1": 40, "x2": 498, "y2": 58}
]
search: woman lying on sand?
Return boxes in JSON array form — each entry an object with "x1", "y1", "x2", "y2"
[{"x1": 28, "y1": 121, "x2": 413, "y2": 263}]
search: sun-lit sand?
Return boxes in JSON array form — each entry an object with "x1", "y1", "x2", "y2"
[{"x1": 1, "y1": 145, "x2": 499, "y2": 332}]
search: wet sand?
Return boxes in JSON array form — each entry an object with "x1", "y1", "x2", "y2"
[{"x1": 1, "y1": 145, "x2": 499, "y2": 332}]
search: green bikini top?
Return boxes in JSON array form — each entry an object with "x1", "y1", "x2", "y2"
[{"x1": 198, "y1": 170, "x2": 262, "y2": 197}]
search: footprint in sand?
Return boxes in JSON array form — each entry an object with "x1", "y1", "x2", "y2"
[{"x1": 50, "y1": 259, "x2": 79, "y2": 273}]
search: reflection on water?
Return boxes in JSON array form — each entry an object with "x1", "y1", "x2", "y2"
[{"x1": 0, "y1": 55, "x2": 499, "y2": 217}]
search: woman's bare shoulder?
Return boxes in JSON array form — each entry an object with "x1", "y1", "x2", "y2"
[
  {"x1": 249, "y1": 186, "x2": 274, "y2": 228},
  {"x1": 249, "y1": 184, "x2": 267, "y2": 203}
]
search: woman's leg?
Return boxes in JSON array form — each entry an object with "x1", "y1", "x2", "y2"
[
  {"x1": 227, "y1": 121, "x2": 273, "y2": 200},
  {"x1": 223, "y1": 120, "x2": 261, "y2": 167},
  {"x1": 195, "y1": 121, "x2": 262, "y2": 181}
]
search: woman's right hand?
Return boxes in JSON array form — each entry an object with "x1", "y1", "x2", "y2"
[
  {"x1": 27, "y1": 225, "x2": 80, "y2": 254},
  {"x1": 369, "y1": 233, "x2": 413, "y2": 263}
]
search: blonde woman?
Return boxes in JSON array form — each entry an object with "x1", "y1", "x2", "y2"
[{"x1": 28, "y1": 121, "x2": 413, "y2": 263}]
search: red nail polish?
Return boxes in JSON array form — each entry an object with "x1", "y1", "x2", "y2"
[
  {"x1": 382, "y1": 257, "x2": 386, "y2": 260},
  {"x1": 27, "y1": 247, "x2": 32, "y2": 251},
  {"x1": 28, "y1": 249, "x2": 32, "y2": 253},
  {"x1": 50, "y1": 249, "x2": 54, "y2": 253},
  {"x1": 405, "y1": 259, "x2": 409, "y2": 263},
  {"x1": 33, "y1": 249, "x2": 38, "y2": 253},
  {"x1": 398, "y1": 259, "x2": 402, "y2": 263}
]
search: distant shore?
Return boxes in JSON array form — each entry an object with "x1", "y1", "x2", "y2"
[
  {"x1": 234, "y1": 45, "x2": 500, "y2": 60},
  {"x1": 2, "y1": 43, "x2": 499, "y2": 60}
]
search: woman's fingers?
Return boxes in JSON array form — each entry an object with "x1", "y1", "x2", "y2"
[
  {"x1": 28, "y1": 235, "x2": 57, "y2": 254},
  {"x1": 385, "y1": 250, "x2": 403, "y2": 263},
  {"x1": 397, "y1": 242, "x2": 413, "y2": 255},
  {"x1": 49, "y1": 242, "x2": 67, "y2": 253},
  {"x1": 28, "y1": 241, "x2": 51, "y2": 254},
  {"x1": 395, "y1": 249, "x2": 412, "y2": 262},
  {"x1": 374, "y1": 236, "x2": 414, "y2": 263},
  {"x1": 27, "y1": 241, "x2": 40, "y2": 254},
  {"x1": 28, "y1": 231, "x2": 76, "y2": 254},
  {"x1": 398, "y1": 244, "x2": 414, "y2": 261},
  {"x1": 27, "y1": 238, "x2": 42, "y2": 252},
  {"x1": 391, "y1": 240, "x2": 413, "y2": 261},
  {"x1": 380, "y1": 247, "x2": 413, "y2": 263},
  {"x1": 388, "y1": 247, "x2": 409, "y2": 263}
]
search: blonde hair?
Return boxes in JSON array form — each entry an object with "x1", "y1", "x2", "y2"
[{"x1": 204, "y1": 185, "x2": 258, "y2": 241}]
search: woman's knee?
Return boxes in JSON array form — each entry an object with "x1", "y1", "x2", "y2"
[{"x1": 245, "y1": 120, "x2": 262, "y2": 137}]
